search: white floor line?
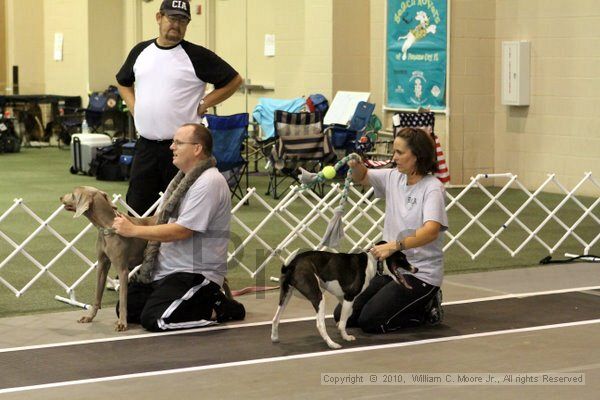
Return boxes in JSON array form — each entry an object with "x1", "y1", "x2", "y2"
[
  {"x1": 580, "y1": 290, "x2": 600, "y2": 297},
  {"x1": 2, "y1": 318, "x2": 600, "y2": 395},
  {"x1": 443, "y1": 279, "x2": 510, "y2": 295},
  {"x1": 2, "y1": 284, "x2": 599, "y2": 354},
  {"x1": 0, "y1": 316, "x2": 314, "y2": 354},
  {"x1": 444, "y1": 285, "x2": 600, "y2": 306}
]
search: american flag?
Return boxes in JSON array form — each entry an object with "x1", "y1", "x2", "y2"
[{"x1": 391, "y1": 111, "x2": 450, "y2": 183}]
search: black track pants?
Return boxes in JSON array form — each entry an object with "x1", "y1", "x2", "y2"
[{"x1": 334, "y1": 274, "x2": 439, "y2": 333}]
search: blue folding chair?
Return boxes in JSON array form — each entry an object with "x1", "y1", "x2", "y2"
[
  {"x1": 328, "y1": 101, "x2": 375, "y2": 155},
  {"x1": 205, "y1": 113, "x2": 249, "y2": 204},
  {"x1": 325, "y1": 101, "x2": 375, "y2": 177}
]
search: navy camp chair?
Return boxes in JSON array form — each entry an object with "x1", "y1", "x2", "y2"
[
  {"x1": 328, "y1": 101, "x2": 375, "y2": 156},
  {"x1": 205, "y1": 113, "x2": 250, "y2": 203}
]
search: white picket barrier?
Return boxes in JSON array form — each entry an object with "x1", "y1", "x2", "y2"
[
  {"x1": 228, "y1": 183, "x2": 386, "y2": 279},
  {"x1": 445, "y1": 172, "x2": 600, "y2": 259},
  {"x1": 0, "y1": 172, "x2": 598, "y2": 307}
]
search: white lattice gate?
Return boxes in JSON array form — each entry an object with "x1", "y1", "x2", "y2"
[{"x1": 0, "y1": 172, "x2": 597, "y2": 308}]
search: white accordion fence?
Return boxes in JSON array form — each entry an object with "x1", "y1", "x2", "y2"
[{"x1": 0, "y1": 172, "x2": 598, "y2": 308}]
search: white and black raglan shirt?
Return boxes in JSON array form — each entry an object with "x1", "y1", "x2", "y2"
[{"x1": 116, "y1": 39, "x2": 239, "y2": 140}]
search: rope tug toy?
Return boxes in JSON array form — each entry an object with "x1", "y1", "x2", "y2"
[
  {"x1": 298, "y1": 153, "x2": 361, "y2": 192},
  {"x1": 296, "y1": 153, "x2": 362, "y2": 248}
]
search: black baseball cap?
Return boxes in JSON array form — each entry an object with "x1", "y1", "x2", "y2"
[{"x1": 160, "y1": 0, "x2": 191, "y2": 20}]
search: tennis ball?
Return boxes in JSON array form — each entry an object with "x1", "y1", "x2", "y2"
[{"x1": 322, "y1": 166, "x2": 336, "y2": 179}]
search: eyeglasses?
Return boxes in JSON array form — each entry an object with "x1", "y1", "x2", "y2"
[
  {"x1": 172, "y1": 140, "x2": 200, "y2": 147},
  {"x1": 161, "y1": 13, "x2": 190, "y2": 26}
]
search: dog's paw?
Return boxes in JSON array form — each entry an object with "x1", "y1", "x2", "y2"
[
  {"x1": 342, "y1": 333, "x2": 356, "y2": 342},
  {"x1": 327, "y1": 340, "x2": 342, "y2": 349},
  {"x1": 129, "y1": 271, "x2": 150, "y2": 285},
  {"x1": 115, "y1": 321, "x2": 128, "y2": 332},
  {"x1": 78, "y1": 316, "x2": 94, "y2": 324},
  {"x1": 271, "y1": 325, "x2": 279, "y2": 342},
  {"x1": 128, "y1": 273, "x2": 142, "y2": 284}
]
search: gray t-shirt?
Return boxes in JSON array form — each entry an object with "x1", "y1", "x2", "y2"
[
  {"x1": 153, "y1": 167, "x2": 231, "y2": 286},
  {"x1": 369, "y1": 169, "x2": 448, "y2": 286}
]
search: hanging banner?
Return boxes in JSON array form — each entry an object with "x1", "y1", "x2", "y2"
[{"x1": 386, "y1": 0, "x2": 448, "y2": 110}]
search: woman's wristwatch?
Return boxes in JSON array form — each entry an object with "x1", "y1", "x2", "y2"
[{"x1": 396, "y1": 239, "x2": 405, "y2": 251}]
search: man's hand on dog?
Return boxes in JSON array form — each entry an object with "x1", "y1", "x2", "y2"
[
  {"x1": 370, "y1": 242, "x2": 398, "y2": 260},
  {"x1": 112, "y1": 213, "x2": 137, "y2": 237}
]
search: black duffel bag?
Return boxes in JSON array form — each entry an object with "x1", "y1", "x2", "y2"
[
  {"x1": 0, "y1": 118, "x2": 21, "y2": 153},
  {"x1": 89, "y1": 138, "x2": 128, "y2": 181}
]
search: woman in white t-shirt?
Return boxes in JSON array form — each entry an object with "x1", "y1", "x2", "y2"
[{"x1": 337, "y1": 127, "x2": 448, "y2": 333}]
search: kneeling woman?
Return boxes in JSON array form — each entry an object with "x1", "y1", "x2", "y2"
[{"x1": 338, "y1": 127, "x2": 448, "y2": 333}]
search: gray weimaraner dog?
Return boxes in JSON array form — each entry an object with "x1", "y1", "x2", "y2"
[
  {"x1": 61, "y1": 186, "x2": 153, "y2": 331},
  {"x1": 61, "y1": 186, "x2": 235, "y2": 331}
]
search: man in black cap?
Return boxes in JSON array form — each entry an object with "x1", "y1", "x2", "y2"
[{"x1": 116, "y1": 0, "x2": 242, "y2": 217}]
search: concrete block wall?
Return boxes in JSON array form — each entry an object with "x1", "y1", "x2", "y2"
[
  {"x1": 332, "y1": 0, "x2": 370, "y2": 94},
  {"x1": 369, "y1": 0, "x2": 385, "y2": 125},
  {"x1": 88, "y1": 0, "x2": 124, "y2": 93},
  {"x1": 5, "y1": 0, "x2": 127, "y2": 105},
  {"x1": 5, "y1": 0, "x2": 44, "y2": 95},
  {"x1": 42, "y1": 0, "x2": 88, "y2": 101},
  {"x1": 494, "y1": 0, "x2": 600, "y2": 194},
  {"x1": 0, "y1": 0, "x2": 6, "y2": 93},
  {"x1": 279, "y1": 1, "x2": 315, "y2": 98},
  {"x1": 451, "y1": 0, "x2": 496, "y2": 183}
]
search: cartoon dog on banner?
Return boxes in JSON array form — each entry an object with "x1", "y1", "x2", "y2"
[{"x1": 397, "y1": 11, "x2": 437, "y2": 61}]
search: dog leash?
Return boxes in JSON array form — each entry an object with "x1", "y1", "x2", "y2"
[{"x1": 539, "y1": 254, "x2": 600, "y2": 264}]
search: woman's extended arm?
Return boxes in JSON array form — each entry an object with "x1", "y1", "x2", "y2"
[{"x1": 370, "y1": 220, "x2": 442, "y2": 260}]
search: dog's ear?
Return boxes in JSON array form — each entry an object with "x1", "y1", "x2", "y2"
[
  {"x1": 73, "y1": 191, "x2": 92, "y2": 218},
  {"x1": 386, "y1": 251, "x2": 418, "y2": 274},
  {"x1": 98, "y1": 190, "x2": 117, "y2": 211}
]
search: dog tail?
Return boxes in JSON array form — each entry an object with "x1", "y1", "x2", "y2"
[
  {"x1": 280, "y1": 249, "x2": 300, "y2": 287},
  {"x1": 281, "y1": 249, "x2": 300, "y2": 273},
  {"x1": 278, "y1": 249, "x2": 300, "y2": 304}
]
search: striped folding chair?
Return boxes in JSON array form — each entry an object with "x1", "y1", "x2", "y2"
[
  {"x1": 267, "y1": 110, "x2": 334, "y2": 199},
  {"x1": 249, "y1": 97, "x2": 306, "y2": 172}
]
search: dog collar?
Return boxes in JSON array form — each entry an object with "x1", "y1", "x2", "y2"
[
  {"x1": 376, "y1": 260, "x2": 384, "y2": 276},
  {"x1": 98, "y1": 227, "x2": 117, "y2": 236}
]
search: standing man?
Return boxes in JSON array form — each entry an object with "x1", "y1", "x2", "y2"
[
  {"x1": 116, "y1": 0, "x2": 243, "y2": 216},
  {"x1": 113, "y1": 123, "x2": 245, "y2": 331}
]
